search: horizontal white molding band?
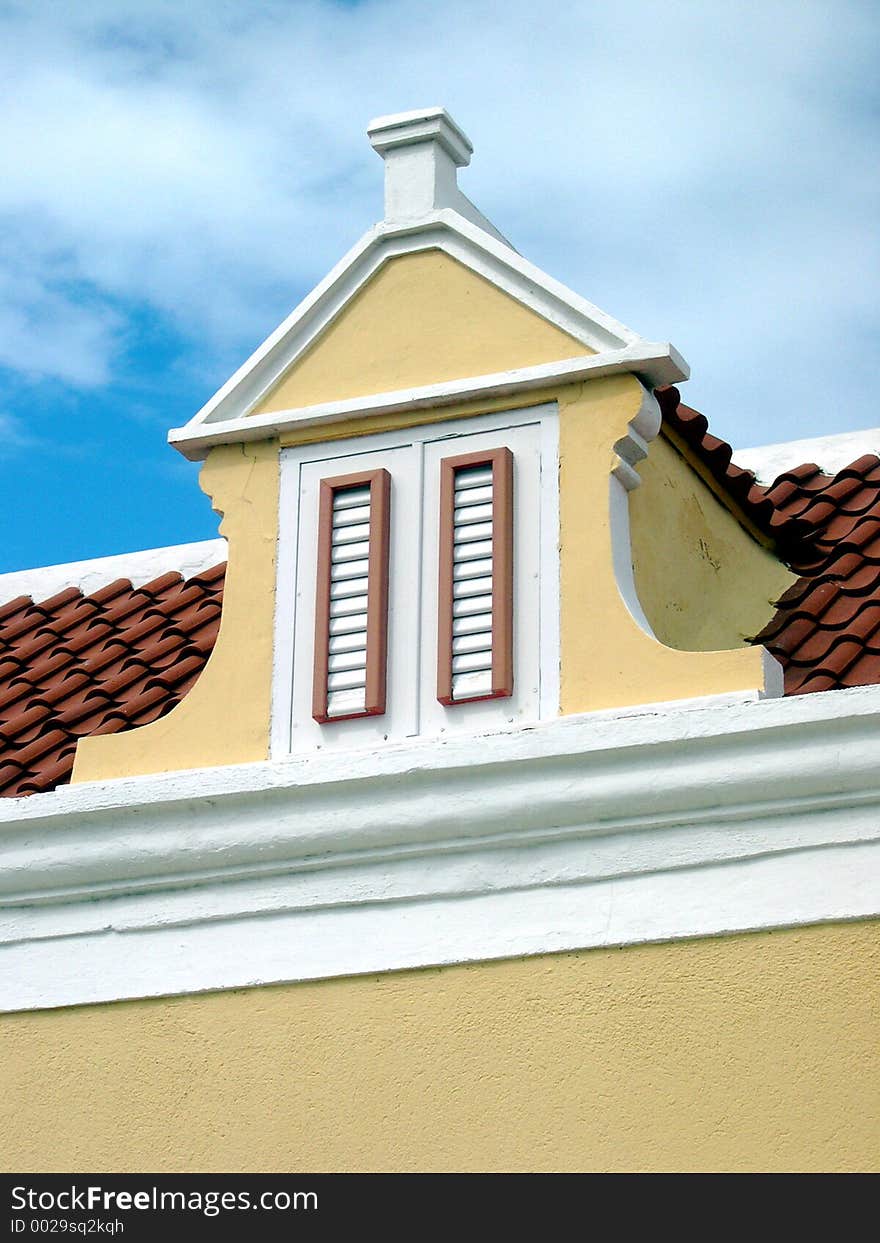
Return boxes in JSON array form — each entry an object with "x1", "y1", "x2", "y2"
[
  {"x1": 2, "y1": 685, "x2": 880, "y2": 1010},
  {"x1": 169, "y1": 343, "x2": 687, "y2": 461},
  {"x1": 4, "y1": 845, "x2": 875, "y2": 1014}
]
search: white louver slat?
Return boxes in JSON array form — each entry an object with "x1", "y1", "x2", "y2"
[
  {"x1": 313, "y1": 470, "x2": 390, "y2": 723},
  {"x1": 438, "y1": 448, "x2": 513, "y2": 705}
]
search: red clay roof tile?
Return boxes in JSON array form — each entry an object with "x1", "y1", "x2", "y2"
[{"x1": 0, "y1": 562, "x2": 225, "y2": 799}]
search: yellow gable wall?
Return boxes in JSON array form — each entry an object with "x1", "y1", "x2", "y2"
[
  {"x1": 250, "y1": 250, "x2": 591, "y2": 414},
  {"x1": 630, "y1": 433, "x2": 795, "y2": 651},
  {"x1": 3, "y1": 920, "x2": 878, "y2": 1173}
]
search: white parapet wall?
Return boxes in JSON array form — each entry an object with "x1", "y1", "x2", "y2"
[
  {"x1": 0, "y1": 538, "x2": 227, "y2": 605},
  {"x1": 1, "y1": 683, "x2": 879, "y2": 1012},
  {"x1": 736, "y1": 427, "x2": 880, "y2": 484}
]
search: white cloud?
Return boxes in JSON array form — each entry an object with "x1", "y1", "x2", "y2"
[{"x1": 0, "y1": 0, "x2": 877, "y2": 443}]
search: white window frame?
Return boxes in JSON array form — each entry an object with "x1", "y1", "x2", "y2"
[{"x1": 271, "y1": 403, "x2": 560, "y2": 758}]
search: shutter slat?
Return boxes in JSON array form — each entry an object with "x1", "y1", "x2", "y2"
[
  {"x1": 333, "y1": 487, "x2": 371, "y2": 510},
  {"x1": 452, "y1": 649, "x2": 494, "y2": 674},
  {"x1": 327, "y1": 668, "x2": 367, "y2": 692},
  {"x1": 454, "y1": 522, "x2": 493, "y2": 545},
  {"x1": 329, "y1": 609, "x2": 368, "y2": 633},
  {"x1": 331, "y1": 537, "x2": 370, "y2": 560},
  {"x1": 452, "y1": 575, "x2": 494, "y2": 600},
  {"x1": 332, "y1": 505, "x2": 372, "y2": 528},
  {"x1": 453, "y1": 483, "x2": 494, "y2": 506},
  {"x1": 331, "y1": 557, "x2": 371, "y2": 581},
  {"x1": 452, "y1": 670, "x2": 494, "y2": 698},
  {"x1": 330, "y1": 575, "x2": 370, "y2": 600},
  {"x1": 452, "y1": 631, "x2": 493, "y2": 656},
  {"x1": 453, "y1": 538, "x2": 493, "y2": 561},
  {"x1": 453, "y1": 501, "x2": 494, "y2": 525},
  {"x1": 331, "y1": 521, "x2": 371, "y2": 545},
  {"x1": 452, "y1": 595, "x2": 493, "y2": 618},
  {"x1": 453, "y1": 611, "x2": 493, "y2": 636},
  {"x1": 453, "y1": 466, "x2": 493, "y2": 490},
  {"x1": 326, "y1": 688, "x2": 368, "y2": 717},
  {"x1": 329, "y1": 594, "x2": 370, "y2": 619},
  {"x1": 328, "y1": 648, "x2": 368, "y2": 674},
  {"x1": 329, "y1": 630, "x2": 369, "y2": 654},
  {"x1": 453, "y1": 556, "x2": 494, "y2": 582}
]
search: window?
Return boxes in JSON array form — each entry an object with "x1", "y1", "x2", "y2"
[{"x1": 273, "y1": 405, "x2": 558, "y2": 756}]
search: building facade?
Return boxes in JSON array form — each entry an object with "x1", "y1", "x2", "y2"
[{"x1": 2, "y1": 109, "x2": 878, "y2": 1172}]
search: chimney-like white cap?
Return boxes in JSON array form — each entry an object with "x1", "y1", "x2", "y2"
[
  {"x1": 367, "y1": 106, "x2": 512, "y2": 246},
  {"x1": 368, "y1": 106, "x2": 473, "y2": 166},
  {"x1": 367, "y1": 106, "x2": 480, "y2": 225}
]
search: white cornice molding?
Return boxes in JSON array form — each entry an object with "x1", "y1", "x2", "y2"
[
  {"x1": 2, "y1": 686, "x2": 879, "y2": 1011},
  {"x1": 169, "y1": 208, "x2": 688, "y2": 459},
  {"x1": 170, "y1": 343, "x2": 687, "y2": 461}
]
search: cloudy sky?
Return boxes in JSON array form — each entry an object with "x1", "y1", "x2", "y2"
[{"x1": 0, "y1": 0, "x2": 877, "y2": 571}]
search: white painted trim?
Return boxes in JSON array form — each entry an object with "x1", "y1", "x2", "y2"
[
  {"x1": 366, "y1": 106, "x2": 513, "y2": 245},
  {"x1": 538, "y1": 409, "x2": 561, "y2": 721},
  {"x1": 735, "y1": 427, "x2": 880, "y2": 483},
  {"x1": 3, "y1": 684, "x2": 880, "y2": 1011},
  {"x1": 612, "y1": 383, "x2": 661, "y2": 492},
  {"x1": 170, "y1": 342, "x2": 688, "y2": 461},
  {"x1": 168, "y1": 207, "x2": 688, "y2": 459},
  {"x1": 610, "y1": 474, "x2": 658, "y2": 639},
  {"x1": 0, "y1": 538, "x2": 226, "y2": 605}
]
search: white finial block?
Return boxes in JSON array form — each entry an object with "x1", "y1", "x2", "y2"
[{"x1": 367, "y1": 107, "x2": 475, "y2": 223}]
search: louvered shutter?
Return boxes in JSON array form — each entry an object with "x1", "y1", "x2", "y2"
[
  {"x1": 312, "y1": 468, "x2": 390, "y2": 722},
  {"x1": 437, "y1": 447, "x2": 513, "y2": 704}
]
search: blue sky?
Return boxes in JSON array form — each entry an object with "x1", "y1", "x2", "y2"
[{"x1": 0, "y1": 0, "x2": 877, "y2": 572}]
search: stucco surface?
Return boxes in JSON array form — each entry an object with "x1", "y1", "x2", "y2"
[
  {"x1": 251, "y1": 249, "x2": 589, "y2": 414},
  {"x1": 558, "y1": 376, "x2": 768, "y2": 710},
  {"x1": 3, "y1": 920, "x2": 877, "y2": 1173},
  {"x1": 72, "y1": 440, "x2": 278, "y2": 782},
  {"x1": 630, "y1": 432, "x2": 795, "y2": 651}
]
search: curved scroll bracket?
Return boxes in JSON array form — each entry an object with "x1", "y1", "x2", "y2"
[{"x1": 612, "y1": 382, "x2": 662, "y2": 492}]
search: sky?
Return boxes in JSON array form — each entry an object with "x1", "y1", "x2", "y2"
[{"x1": 0, "y1": 0, "x2": 877, "y2": 572}]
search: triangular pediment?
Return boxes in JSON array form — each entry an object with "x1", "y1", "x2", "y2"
[
  {"x1": 170, "y1": 207, "x2": 659, "y2": 454},
  {"x1": 169, "y1": 110, "x2": 689, "y2": 458},
  {"x1": 252, "y1": 248, "x2": 591, "y2": 415}
]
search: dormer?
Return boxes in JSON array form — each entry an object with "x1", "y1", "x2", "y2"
[{"x1": 70, "y1": 108, "x2": 781, "y2": 785}]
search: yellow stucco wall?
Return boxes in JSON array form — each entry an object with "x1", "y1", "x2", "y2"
[
  {"x1": 251, "y1": 249, "x2": 590, "y2": 414},
  {"x1": 557, "y1": 376, "x2": 768, "y2": 710},
  {"x1": 3, "y1": 920, "x2": 877, "y2": 1173},
  {"x1": 630, "y1": 432, "x2": 795, "y2": 651},
  {"x1": 72, "y1": 439, "x2": 279, "y2": 783}
]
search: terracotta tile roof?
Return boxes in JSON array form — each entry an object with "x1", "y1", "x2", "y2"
[
  {"x1": 0, "y1": 563, "x2": 225, "y2": 798},
  {"x1": 656, "y1": 386, "x2": 880, "y2": 696}
]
